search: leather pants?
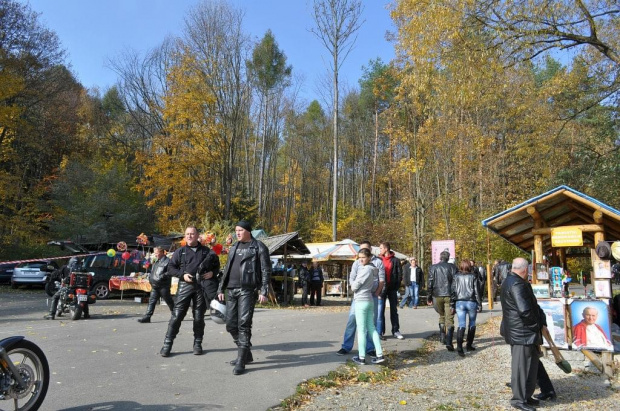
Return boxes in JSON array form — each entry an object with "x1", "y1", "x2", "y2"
[
  {"x1": 145, "y1": 283, "x2": 174, "y2": 316},
  {"x1": 165, "y1": 281, "x2": 206, "y2": 341},
  {"x1": 225, "y1": 288, "x2": 256, "y2": 348}
]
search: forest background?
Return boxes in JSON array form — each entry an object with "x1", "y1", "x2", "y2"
[{"x1": 1, "y1": 0, "x2": 619, "y2": 272}]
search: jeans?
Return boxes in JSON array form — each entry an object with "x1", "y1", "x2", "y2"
[
  {"x1": 354, "y1": 300, "x2": 383, "y2": 358},
  {"x1": 341, "y1": 296, "x2": 377, "y2": 352},
  {"x1": 410, "y1": 283, "x2": 419, "y2": 307},
  {"x1": 455, "y1": 300, "x2": 478, "y2": 328},
  {"x1": 377, "y1": 289, "x2": 400, "y2": 335},
  {"x1": 398, "y1": 285, "x2": 411, "y2": 308}
]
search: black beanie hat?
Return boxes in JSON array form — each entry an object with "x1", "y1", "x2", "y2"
[{"x1": 236, "y1": 220, "x2": 252, "y2": 232}]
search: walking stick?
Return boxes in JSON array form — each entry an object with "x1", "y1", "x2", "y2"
[{"x1": 541, "y1": 326, "x2": 571, "y2": 373}]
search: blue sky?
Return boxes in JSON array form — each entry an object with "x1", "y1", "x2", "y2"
[{"x1": 26, "y1": 0, "x2": 396, "y2": 105}]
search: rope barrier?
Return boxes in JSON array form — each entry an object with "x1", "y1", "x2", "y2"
[{"x1": 0, "y1": 252, "x2": 105, "y2": 266}]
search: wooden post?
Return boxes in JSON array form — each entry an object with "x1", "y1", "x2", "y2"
[
  {"x1": 486, "y1": 263, "x2": 493, "y2": 310},
  {"x1": 528, "y1": 206, "x2": 544, "y2": 285}
]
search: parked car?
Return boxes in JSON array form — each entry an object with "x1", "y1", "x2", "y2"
[
  {"x1": 0, "y1": 263, "x2": 18, "y2": 284},
  {"x1": 11, "y1": 260, "x2": 60, "y2": 289},
  {"x1": 79, "y1": 253, "x2": 142, "y2": 300}
]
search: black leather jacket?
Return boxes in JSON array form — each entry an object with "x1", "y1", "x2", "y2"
[
  {"x1": 450, "y1": 272, "x2": 481, "y2": 309},
  {"x1": 500, "y1": 272, "x2": 542, "y2": 346},
  {"x1": 493, "y1": 262, "x2": 511, "y2": 285},
  {"x1": 428, "y1": 260, "x2": 457, "y2": 299},
  {"x1": 149, "y1": 255, "x2": 170, "y2": 287},
  {"x1": 218, "y1": 237, "x2": 272, "y2": 297}
]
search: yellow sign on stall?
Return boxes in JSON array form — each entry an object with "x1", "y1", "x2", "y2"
[{"x1": 551, "y1": 227, "x2": 583, "y2": 247}]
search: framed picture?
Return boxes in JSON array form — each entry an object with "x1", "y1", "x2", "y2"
[
  {"x1": 532, "y1": 284, "x2": 550, "y2": 299},
  {"x1": 536, "y1": 263, "x2": 549, "y2": 280},
  {"x1": 549, "y1": 266, "x2": 563, "y2": 293},
  {"x1": 569, "y1": 300, "x2": 613, "y2": 351},
  {"x1": 539, "y1": 299, "x2": 568, "y2": 349},
  {"x1": 594, "y1": 260, "x2": 612, "y2": 279},
  {"x1": 594, "y1": 280, "x2": 612, "y2": 299}
]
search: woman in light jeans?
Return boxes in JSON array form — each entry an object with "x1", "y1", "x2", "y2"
[
  {"x1": 350, "y1": 248, "x2": 385, "y2": 365},
  {"x1": 450, "y1": 260, "x2": 481, "y2": 357}
]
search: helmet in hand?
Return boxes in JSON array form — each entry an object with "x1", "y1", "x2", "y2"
[{"x1": 210, "y1": 299, "x2": 227, "y2": 324}]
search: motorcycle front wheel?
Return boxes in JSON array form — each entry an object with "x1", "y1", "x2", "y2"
[
  {"x1": 2, "y1": 339, "x2": 50, "y2": 411},
  {"x1": 70, "y1": 305, "x2": 82, "y2": 320}
]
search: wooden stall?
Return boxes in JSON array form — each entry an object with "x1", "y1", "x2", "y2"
[{"x1": 482, "y1": 185, "x2": 619, "y2": 377}]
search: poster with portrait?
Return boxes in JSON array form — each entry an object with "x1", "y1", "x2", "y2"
[
  {"x1": 549, "y1": 266, "x2": 563, "y2": 295},
  {"x1": 569, "y1": 300, "x2": 613, "y2": 351},
  {"x1": 594, "y1": 280, "x2": 612, "y2": 299},
  {"x1": 594, "y1": 260, "x2": 612, "y2": 279},
  {"x1": 431, "y1": 240, "x2": 455, "y2": 264},
  {"x1": 539, "y1": 299, "x2": 568, "y2": 349},
  {"x1": 535, "y1": 263, "x2": 549, "y2": 280}
]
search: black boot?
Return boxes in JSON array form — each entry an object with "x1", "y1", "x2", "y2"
[
  {"x1": 466, "y1": 326, "x2": 476, "y2": 351},
  {"x1": 230, "y1": 349, "x2": 253, "y2": 365},
  {"x1": 456, "y1": 327, "x2": 465, "y2": 357},
  {"x1": 137, "y1": 316, "x2": 151, "y2": 323},
  {"x1": 233, "y1": 347, "x2": 249, "y2": 375},
  {"x1": 439, "y1": 324, "x2": 446, "y2": 344},
  {"x1": 160, "y1": 339, "x2": 173, "y2": 357},
  {"x1": 193, "y1": 338, "x2": 203, "y2": 355},
  {"x1": 445, "y1": 326, "x2": 455, "y2": 351}
]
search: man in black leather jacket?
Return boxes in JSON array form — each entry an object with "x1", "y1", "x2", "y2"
[
  {"x1": 427, "y1": 251, "x2": 458, "y2": 350},
  {"x1": 500, "y1": 257, "x2": 541, "y2": 411},
  {"x1": 160, "y1": 226, "x2": 219, "y2": 357},
  {"x1": 137, "y1": 246, "x2": 174, "y2": 323},
  {"x1": 218, "y1": 221, "x2": 272, "y2": 375}
]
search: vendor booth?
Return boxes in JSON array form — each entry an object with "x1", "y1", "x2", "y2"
[{"x1": 482, "y1": 185, "x2": 619, "y2": 377}]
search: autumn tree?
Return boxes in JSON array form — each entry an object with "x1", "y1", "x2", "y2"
[
  {"x1": 311, "y1": 0, "x2": 364, "y2": 241},
  {"x1": 246, "y1": 30, "x2": 292, "y2": 221}
]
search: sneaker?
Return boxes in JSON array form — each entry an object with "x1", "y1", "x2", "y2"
[
  {"x1": 351, "y1": 356, "x2": 366, "y2": 365},
  {"x1": 366, "y1": 350, "x2": 376, "y2": 357},
  {"x1": 371, "y1": 355, "x2": 385, "y2": 364},
  {"x1": 393, "y1": 331, "x2": 405, "y2": 340},
  {"x1": 380, "y1": 335, "x2": 387, "y2": 341},
  {"x1": 336, "y1": 348, "x2": 348, "y2": 355}
]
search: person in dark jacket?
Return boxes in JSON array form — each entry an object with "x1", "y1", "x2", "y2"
[
  {"x1": 500, "y1": 257, "x2": 541, "y2": 411},
  {"x1": 299, "y1": 262, "x2": 310, "y2": 306},
  {"x1": 308, "y1": 261, "x2": 324, "y2": 306},
  {"x1": 451, "y1": 260, "x2": 481, "y2": 356},
  {"x1": 427, "y1": 250, "x2": 458, "y2": 350},
  {"x1": 378, "y1": 242, "x2": 404, "y2": 340},
  {"x1": 493, "y1": 259, "x2": 511, "y2": 301},
  {"x1": 137, "y1": 247, "x2": 174, "y2": 323},
  {"x1": 398, "y1": 259, "x2": 412, "y2": 309},
  {"x1": 160, "y1": 226, "x2": 219, "y2": 357},
  {"x1": 217, "y1": 221, "x2": 272, "y2": 375}
]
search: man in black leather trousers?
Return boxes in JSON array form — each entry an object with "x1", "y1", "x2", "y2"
[
  {"x1": 218, "y1": 221, "x2": 272, "y2": 375},
  {"x1": 137, "y1": 246, "x2": 174, "y2": 323},
  {"x1": 500, "y1": 257, "x2": 541, "y2": 411},
  {"x1": 160, "y1": 226, "x2": 219, "y2": 357}
]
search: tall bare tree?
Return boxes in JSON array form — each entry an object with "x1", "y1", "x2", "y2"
[{"x1": 310, "y1": 0, "x2": 364, "y2": 241}]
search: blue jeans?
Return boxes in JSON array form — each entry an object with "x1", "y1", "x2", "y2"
[
  {"x1": 341, "y1": 296, "x2": 378, "y2": 352},
  {"x1": 455, "y1": 300, "x2": 478, "y2": 328},
  {"x1": 399, "y1": 283, "x2": 420, "y2": 308},
  {"x1": 354, "y1": 300, "x2": 383, "y2": 358},
  {"x1": 398, "y1": 285, "x2": 411, "y2": 308}
]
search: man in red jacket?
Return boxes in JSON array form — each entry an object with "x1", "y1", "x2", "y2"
[{"x1": 377, "y1": 242, "x2": 404, "y2": 340}]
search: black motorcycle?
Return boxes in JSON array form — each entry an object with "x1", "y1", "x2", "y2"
[
  {"x1": 59, "y1": 272, "x2": 96, "y2": 320},
  {"x1": 0, "y1": 336, "x2": 49, "y2": 410}
]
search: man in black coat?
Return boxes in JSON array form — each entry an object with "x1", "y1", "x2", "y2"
[
  {"x1": 218, "y1": 221, "x2": 272, "y2": 375},
  {"x1": 500, "y1": 257, "x2": 541, "y2": 411},
  {"x1": 427, "y1": 251, "x2": 457, "y2": 350},
  {"x1": 137, "y1": 246, "x2": 174, "y2": 323},
  {"x1": 160, "y1": 226, "x2": 219, "y2": 357}
]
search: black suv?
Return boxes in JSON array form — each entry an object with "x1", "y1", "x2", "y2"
[{"x1": 79, "y1": 253, "x2": 142, "y2": 299}]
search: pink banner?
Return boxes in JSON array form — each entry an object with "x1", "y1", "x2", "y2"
[{"x1": 431, "y1": 240, "x2": 456, "y2": 264}]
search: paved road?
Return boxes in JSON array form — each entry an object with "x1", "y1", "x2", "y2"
[{"x1": 0, "y1": 286, "x2": 502, "y2": 411}]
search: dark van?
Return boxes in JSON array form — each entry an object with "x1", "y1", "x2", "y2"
[{"x1": 80, "y1": 253, "x2": 142, "y2": 299}]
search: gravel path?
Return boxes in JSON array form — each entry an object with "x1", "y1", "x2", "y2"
[{"x1": 296, "y1": 316, "x2": 619, "y2": 410}]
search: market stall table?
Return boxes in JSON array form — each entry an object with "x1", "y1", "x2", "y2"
[{"x1": 109, "y1": 276, "x2": 178, "y2": 300}]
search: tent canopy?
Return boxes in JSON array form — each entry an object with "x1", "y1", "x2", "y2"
[
  {"x1": 313, "y1": 239, "x2": 359, "y2": 262},
  {"x1": 482, "y1": 185, "x2": 620, "y2": 252}
]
